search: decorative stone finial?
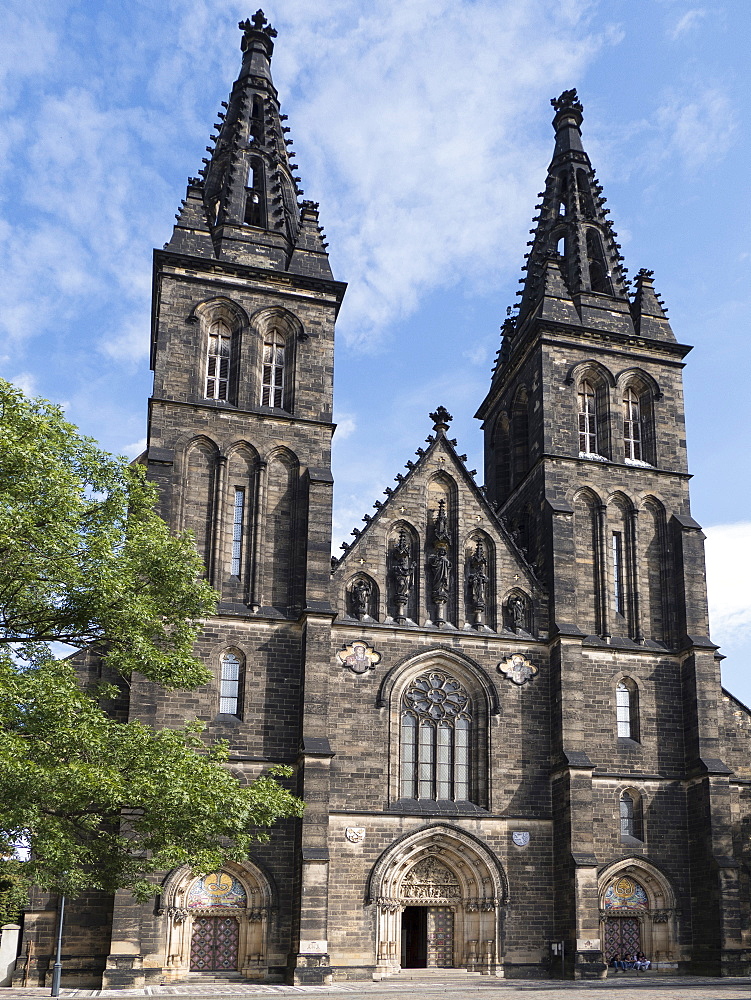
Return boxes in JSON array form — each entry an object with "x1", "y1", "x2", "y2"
[
  {"x1": 551, "y1": 88, "x2": 583, "y2": 116},
  {"x1": 239, "y1": 10, "x2": 277, "y2": 41},
  {"x1": 430, "y1": 406, "x2": 453, "y2": 433}
]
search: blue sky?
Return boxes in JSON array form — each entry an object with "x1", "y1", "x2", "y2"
[{"x1": 2, "y1": 0, "x2": 750, "y2": 701}]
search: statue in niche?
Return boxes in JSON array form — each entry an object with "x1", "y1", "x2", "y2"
[
  {"x1": 351, "y1": 577, "x2": 371, "y2": 618},
  {"x1": 507, "y1": 593, "x2": 528, "y2": 632},
  {"x1": 391, "y1": 530, "x2": 414, "y2": 623},
  {"x1": 429, "y1": 544, "x2": 451, "y2": 599},
  {"x1": 467, "y1": 541, "x2": 488, "y2": 624},
  {"x1": 428, "y1": 501, "x2": 452, "y2": 624}
]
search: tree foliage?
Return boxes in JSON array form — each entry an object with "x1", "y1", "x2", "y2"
[
  {"x1": 0, "y1": 378, "x2": 216, "y2": 687},
  {"x1": 0, "y1": 381, "x2": 304, "y2": 899},
  {"x1": 0, "y1": 656, "x2": 303, "y2": 900}
]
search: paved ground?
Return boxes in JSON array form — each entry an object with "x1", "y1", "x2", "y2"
[{"x1": 3, "y1": 975, "x2": 751, "y2": 1000}]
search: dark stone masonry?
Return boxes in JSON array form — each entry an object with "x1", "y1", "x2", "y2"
[{"x1": 14, "y1": 15, "x2": 751, "y2": 990}]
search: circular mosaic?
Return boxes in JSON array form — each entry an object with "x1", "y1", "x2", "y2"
[{"x1": 404, "y1": 672, "x2": 469, "y2": 720}]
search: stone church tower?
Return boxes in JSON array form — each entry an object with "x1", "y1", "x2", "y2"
[{"x1": 14, "y1": 15, "x2": 751, "y2": 988}]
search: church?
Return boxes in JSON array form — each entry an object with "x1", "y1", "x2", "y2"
[{"x1": 15, "y1": 11, "x2": 751, "y2": 987}]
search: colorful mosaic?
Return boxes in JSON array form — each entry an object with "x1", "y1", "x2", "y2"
[
  {"x1": 187, "y1": 872, "x2": 247, "y2": 909},
  {"x1": 603, "y1": 876, "x2": 648, "y2": 909}
]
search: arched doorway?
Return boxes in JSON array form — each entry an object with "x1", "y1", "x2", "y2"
[
  {"x1": 369, "y1": 825, "x2": 507, "y2": 977},
  {"x1": 599, "y1": 862, "x2": 677, "y2": 969},
  {"x1": 159, "y1": 862, "x2": 272, "y2": 981}
]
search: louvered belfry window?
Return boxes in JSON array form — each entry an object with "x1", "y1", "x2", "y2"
[
  {"x1": 206, "y1": 320, "x2": 231, "y2": 400},
  {"x1": 261, "y1": 332, "x2": 285, "y2": 408},
  {"x1": 400, "y1": 671, "x2": 472, "y2": 801}
]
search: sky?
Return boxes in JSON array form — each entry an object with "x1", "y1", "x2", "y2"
[{"x1": 1, "y1": 0, "x2": 750, "y2": 702}]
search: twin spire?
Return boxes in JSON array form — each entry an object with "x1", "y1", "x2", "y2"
[
  {"x1": 506, "y1": 88, "x2": 674, "y2": 356},
  {"x1": 165, "y1": 11, "x2": 332, "y2": 279}
]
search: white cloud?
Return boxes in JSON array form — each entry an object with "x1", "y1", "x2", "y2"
[
  {"x1": 668, "y1": 8, "x2": 706, "y2": 40},
  {"x1": 705, "y1": 521, "x2": 751, "y2": 649},
  {"x1": 121, "y1": 437, "x2": 147, "y2": 459},
  {"x1": 265, "y1": 0, "x2": 612, "y2": 347},
  {"x1": 8, "y1": 371, "x2": 37, "y2": 397},
  {"x1": 656, "y1": 88, "x2": 735, "y2": 173},
  {"x1": 333, "y1": 414, "x2": 357, "y2": 442}
]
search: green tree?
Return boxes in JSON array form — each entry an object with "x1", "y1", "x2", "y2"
[
  {"x1": 0, "y1": 380, "x2": 303, "y2": 897},
  {"x1": 0, "y1": 377, "x2": 216, "y2": 687}
]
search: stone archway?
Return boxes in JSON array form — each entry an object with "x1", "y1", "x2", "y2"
[
  {"x1": 159, "y1": 861, "x2": 273, "y2": 981},
  {"x1": 369, "y1": 825, "x2": 507, "y2": 978},
  {"x1": 598, "y1": 861, "x2": 677, "y2": 969}
]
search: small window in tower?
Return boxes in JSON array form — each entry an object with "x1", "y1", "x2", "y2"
[
  {"x1": 230, "y1": 487, "x2": 245, "y2": 577},
  {"x1": 578, "y1": 380, "x2": 597, "y2": 454},
  {"x1": 623, "y1": 387, "x2": 642, "y2": 461},
  {"x1": 244, "y1": 158, "x2": 266, "y2": 227},
  {"x1": 616, "y1": 680, "x2": 639, "y2": 741},
  {"x1": 250, "y1": 95, "x2": 264, "y2": 142},
  {"x1": 619, "y1": 790, "x2": 644, "y2": 841},
  {"x1": 557, "y1": 235, "x2": 565, "y2": 256},
  {"x1": 612, "y1": 531, "x2": 625, "y2": 616},
  {"x1": 261, "y1": 332, "x2": 285, "y2": 408},
  {"x1": 620, "y1": 791, "x2": 635, "y2": 838},
  {"x1": 219, "y1": 651, "x2": 243, "y2": 716},
  {"x1": 586, "y1": 229, "x2": 612, "y2": 294},
  {"x1": 205, "y1": 320, "x2": 231, "y2": 400}
]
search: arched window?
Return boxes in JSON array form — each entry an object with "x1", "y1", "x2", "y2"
[
  {"x1": 623, "y1": 387, "x2": 642, "y2": 461},
  {"x1": 261, "y1": 331, "x2": 286, "y2": 408},
  {"x1": 400, "y1": 671, "x2": 472, "y2": 802},
  {"x1": 586, "y1": 229, "x2": 612, "y2": 294},
  {"x1": 616, "y1": 680, "x2": 639, "y2": 741},
  {"x1": 205, "y1": 320, "x2": 231, "y2": 400},
  {"x1": 244, "y1": 158, "x2": 266, "y2": 227},
  {"x1": 230, "y1": 486, "x2": 246, "y2": 577},
  {"x1": 619, "y1": 791, "x2": 644, "y2": 841},
  {"x1": 578, "y1": 380, "x2": 598, "y2": 454},
  {"x1": 219, "y1": 651, "x2": 243, "y2": 716}
]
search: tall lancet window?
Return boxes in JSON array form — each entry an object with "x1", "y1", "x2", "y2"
[
  {"x1": 578, "y1": 380, "x2": 598, "y2": 454},
  {"x1": 261, "y1": 332, "x2": 285, "y2": 408},
  {"x1": 400, "y1": 671, "x2": 472, "y2": 802},
  {"x1": 623, "y1": 388, "x2": 642, "y2": 461},
  {"x1": 205, "y1": 320, "x2": 231, "y2": 400},
  {"x1": 230, "y1": 487, "x2": 245, "y2": 577},
  {"x1": 219, "y1": 651, "x2": 243, "y2": 717}
]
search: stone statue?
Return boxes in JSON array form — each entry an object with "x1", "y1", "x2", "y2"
[
  {"x1": 351, "y1": 577, "x2": 371, "y2": 618},
  {"x1": 429, "y1": 545, "x2": 452, "y2": 602},
  {"x1": 391, "y1": 530, "x2": 414, "y2": 622},
  {"x1": 467, "y1": 541, "x2": 488, "y2": 611},
  {"x1": 508, "y1": 593, "x2": 527, "y2": 631}
]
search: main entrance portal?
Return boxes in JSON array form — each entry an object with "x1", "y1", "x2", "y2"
[
  {"x1": 401, "y1": 906, "x2": 454, "y2": 968},
  {"x1": 370, "y1": 825, "x2": 507, "y2": 978}
]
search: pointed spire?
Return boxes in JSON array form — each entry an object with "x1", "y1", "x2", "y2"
[
  {"x1": 515, "y1": 89, "x2": 634, "y2": 337},
  {"x1": 631, "y1": 269, "x2": 676, "y2": 342},
  {"x1": 288, "y1": 200, "x2": 333, "y2": 279},
  {"x1": 164, "y1": 12, "x2": 334, "y2": 279}
]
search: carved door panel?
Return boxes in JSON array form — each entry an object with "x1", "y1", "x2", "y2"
[
  {"x1": 190, "y1": 915, "x2": 239, "y2": 971},
  {"x1": 427, "y1": 906, "x2": 454, "y2": 967},
  {"x1": 604, "y1": 917, "x2": 640, "y2": 962}
]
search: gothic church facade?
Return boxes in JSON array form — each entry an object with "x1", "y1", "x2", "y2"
[{"x1": 16, "y1": 13, "x2": 751, "y2": 986}]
